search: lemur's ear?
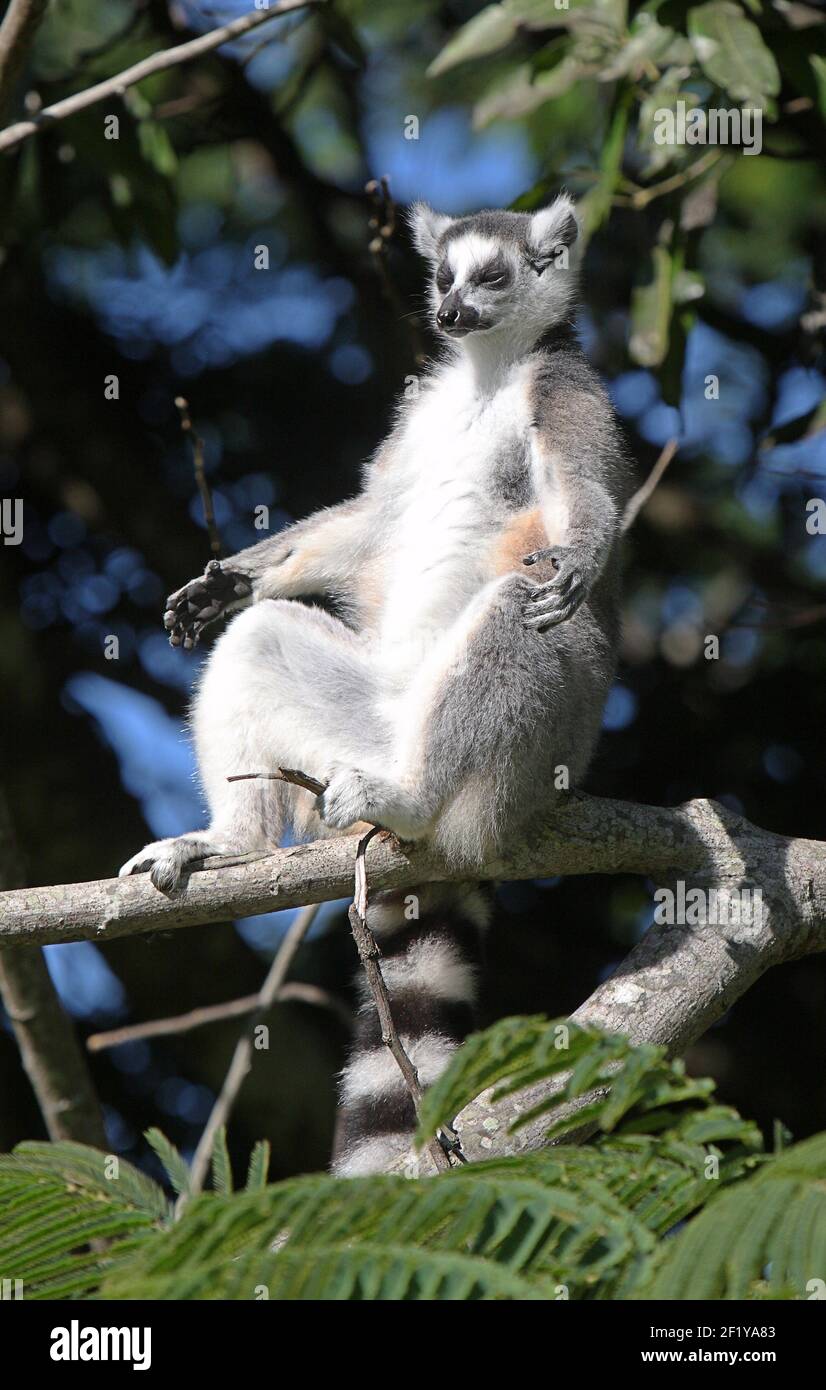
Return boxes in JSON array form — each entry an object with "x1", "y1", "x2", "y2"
[
  {"x1": 408, "y1": 202, "x2": 454, "y2": 260},
  {"x1": 528, "y1": 194, "x2": 580, "y2": 270}
]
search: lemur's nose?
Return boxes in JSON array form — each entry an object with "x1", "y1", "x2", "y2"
[
  {"x1": 437, "y1": 293, "x2": 461, "y2": 328},
  {"x1": 437, "y1": 292, "x2": 479, "y2": 332}
]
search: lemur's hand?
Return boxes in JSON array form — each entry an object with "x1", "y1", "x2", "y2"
[
  {"x1": 164, "y1": 560, "x2": 252, "y2": 649},
  {"x1": 521, "y1": 545, "x2": 590, "y2": 630}
]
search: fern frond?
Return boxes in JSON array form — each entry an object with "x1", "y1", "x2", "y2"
[
  {"x1": 245, "y1": 1140, "x2": 270, "y2": 1192},
  {"x1": 415, "y1": 1017, "x2": 762, "y2": 1150},
  {"x1": 638, "y1": 1134, "x2": 826, "y2": 1299},
  {"x1": 102, "y1": 1156, "x2": 665, "y2": 1300},
  {"x1": 211, "y1": 1127, "x2": 233, "y2": 1196},
  {"x1": 0, "y1": 1142, "x2": 171, "y2": 1299},
  {"x1": 144, "y1": 1128, "x2": 191, "y2": 1197}
]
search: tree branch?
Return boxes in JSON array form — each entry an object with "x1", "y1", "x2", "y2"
[
  {"x1": 0, "y1": 793, "x2": 106, "y2": 1147},
  {"x1": 622, "y1": 437, "x2": 678, "y2": 532},
  {"x1": 0, "y1": 0, "x2": 320, "y2": 155},
  {"x1": 1, "y1": 793, "x2": 824, "y2": 951},
  {"x1": 2, "y1": 793, "x2": 824, "y2": 1172},
  {"x1": 0, "y1": 0, "x2": 49, "y2": 124},
  {"x1": 85, "y1": 981, "x2": 352, "y2": 1052}
]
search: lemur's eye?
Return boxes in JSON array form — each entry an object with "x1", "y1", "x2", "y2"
[{"x1": 477, "y1": 262, "x2": 510, "y2": 289}]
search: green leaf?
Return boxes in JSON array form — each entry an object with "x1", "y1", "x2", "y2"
[
  {"x1": 246, "y1": 1140, "x2": 271, "y2": 1192},
  {"x1": 102, "y1": 1161, "x2": 659, "y2": 1300},
  {"x1": 810, "y1": 54, "x2": 826, "y2": 121},
  {"x1": 629, "y1": 242, "x2": 676, "y2": 368},
  {"x1": 639, "y1": 1135, "x2": 826, "y2": 1299},
  {"x1": 145, "y1": 1128, "x2": 192, "y2": 1197},
  {"x1": 601, "y1": 12, "x2": 692, "y2": 80},
  {"x1": 66, "y1": 108, "x2": 178, "y2": 265},
  {"x1": 688, "y1": 1, "x2": 781, "y2": 106},
  {"x1": 211, "y1": 1128, "x2": 233, "y2": 1196},
  {"x1": 416, "y1": 1015, "x2": 761, "y2": 1156},
  {"x1": 473, "y1": 54, "x2": 593, "y2": 126},
  {"x1": 427, "y1": 6, "x2": 519, "y2": 77},
  {"x1": 579, "y1": 84, "x2": 633, "y2": 240},
  {"x1": 0, "y1": 1141, "x2": 169, "y2": 1219},
  {"x1": 429, "y1": 0, "x2": 624, "y2": 78},
  {"x1": 0, "y1": 1142, "x2": 170, "y2": 1298},
  {"x1": 137, "y1": 120, "x2": 178, "y2": 179}
]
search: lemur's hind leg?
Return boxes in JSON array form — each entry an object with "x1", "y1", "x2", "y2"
[
  {"x1": 119, "y1": 599, "x2": 386, "y2": 890},
  {"x1": 320, "y1": 572, "x2": 611, "y2": 864}
]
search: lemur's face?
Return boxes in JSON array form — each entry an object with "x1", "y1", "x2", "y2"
[{"x1": 409, "y1": 195, "x2": 581, "y2": 344}]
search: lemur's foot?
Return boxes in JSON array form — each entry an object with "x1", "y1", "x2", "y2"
[
  {"x1": 118, "y1": 834, "x2": 220, "y2": 892},
  {"x1": 317, "y1": 766, "x2": 429, "y2": 839},
  {"x1": 522, "y1": 545, "x2": 588, "y2": 630},
  {"x1": 164, "y1": 560, "x2": 252, "y2": 649}
]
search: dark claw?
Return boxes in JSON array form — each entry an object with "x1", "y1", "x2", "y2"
[{"x1": 522, "y1": 547, "x2": 558, "y2": 568}]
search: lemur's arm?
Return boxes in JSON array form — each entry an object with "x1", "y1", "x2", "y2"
[
  {"x1": 523, "y1": 373, "x2": 632, "y2": 631},
  {"x1": 165, "y1": 496, "x2": 371, "y2": 648}
]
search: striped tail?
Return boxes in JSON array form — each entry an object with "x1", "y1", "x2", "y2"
[{"x1": 331, "y1": 882, "x2": 491, "y2": 1177}]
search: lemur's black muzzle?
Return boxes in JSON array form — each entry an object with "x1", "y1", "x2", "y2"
[{"x1": 436, "y1": 291, "x2": 480, "y2": 336}]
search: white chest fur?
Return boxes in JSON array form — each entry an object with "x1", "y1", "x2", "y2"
[{"x1": 377, "y1": 360, "x2": 533, "y2": 663}]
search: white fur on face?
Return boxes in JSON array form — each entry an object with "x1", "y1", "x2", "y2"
[{"x1": 445, "y1": 233, "x2": 503, "y2": 287}]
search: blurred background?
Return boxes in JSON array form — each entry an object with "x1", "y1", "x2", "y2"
[{"x1": 0, "y1": 0, "x2": 824, "y2": 1184}]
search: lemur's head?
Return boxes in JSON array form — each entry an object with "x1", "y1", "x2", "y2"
[{"x1": 409, "y1": 194, "x2": 581, "y2": 348}]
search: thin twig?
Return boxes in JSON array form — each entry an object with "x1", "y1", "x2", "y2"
[
  {"x1": 227, "y1": 767, "x2": 327, "y2": 795},
  {"x1": 181, "y1": 901, "x2": 320, "y2": 1210},
  {"x1": 0, "y1": 0, "x2": 320, "y2": 155},
  {"x1": 175, "y1": 396, "x2": 223, "y2": 560},
  {"x1": 365, "y1": 176, "x2": 428, "y2": 366},
  {"x1": 615, "y1": 149, "x2": 725, "y2": 211},
  {"x1": 622, "y1": 437, "x2": 679, "y2": 532},
  {"x1": 727, "y1": 597, "x2": 826, "y2": 632},
  {"x1": 347, "y1": 827, "x2": 453, "y2": 1172},
  {"x1": 86, "y1": 981, "x2": 352, "y2": 1052}
]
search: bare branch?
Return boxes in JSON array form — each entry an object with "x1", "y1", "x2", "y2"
[
  {"x1": 0, "y1": 0, "x2": 320, "y2": 155},
  {"x1": 0, "y1": 0, "x2": 49, "y2": 124},
  {"x1": 183, "y1": 901, "x2": 320, "y2": 1206},
  {"x1": 2, "y1": 793, "x2": 824, "y2": 950},
  {"x1": 347, "y1": 827, "x2": 452, "y2": 1172},
  {"x1": 622, "y1": 437, "x2": 679, "y2": 532},
  {"x1": 2, "y1": 792, "x2": 825, "y2": 1170},
  {"x1": 86, "y1": 981, "x2": 352, "y2": 1052},
  {"x1": 0, "y1": 793, "x2": 106, "y2": 1147},
  {"x1": 175, "y1": 396, "x2": 223, "y2": 559}
]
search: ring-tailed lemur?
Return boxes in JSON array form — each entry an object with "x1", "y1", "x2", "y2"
[{"x1": 120, "y1": 194, "x2": 635, "y2": 1176}]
